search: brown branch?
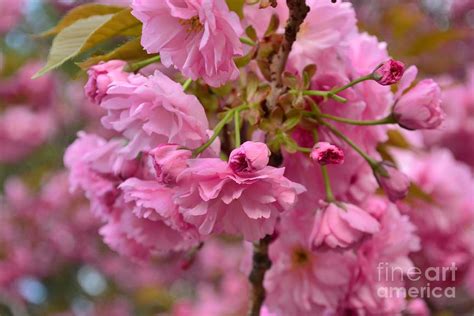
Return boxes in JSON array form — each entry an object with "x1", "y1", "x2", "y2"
[
  {"x1": 247, "y1": 235, "x2": 274, "y2": 316},
  {"x1": 267, "y1": 0, "x2": 310, "y2": 108}
]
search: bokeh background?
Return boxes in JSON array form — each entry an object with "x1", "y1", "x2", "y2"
[{"x1": 0, "y1": 0, "x2": 473, "y2": 315}]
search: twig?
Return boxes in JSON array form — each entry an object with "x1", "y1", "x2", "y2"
[
  {"x1": 266, "y1": 0, "x2": 310, "y2": 108},
  {"x1": 247, "y1": 235, "x2": 274, "y2": 316}
]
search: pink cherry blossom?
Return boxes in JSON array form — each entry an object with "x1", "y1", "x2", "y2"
[
  {"x1": 131, "y1": 0, "x2": 243, "y2": 87},
  {"x1": 394, "y1": 79, "x2": 445, "y2": 130},
  {"x1": 310, "y1": 142, "x2": 344, "y2": 165},
  {"x1": 310, "y1": 201, "x2": 380, "y2": 249},
  {"x1": 100, "y1": 70, "x2": 209, "y2": 158},
  {"x1": 265, "y1": 211, "x2": 357, "y2": 316},
  {"x1": 373, "y1": 59, "x2": 405, "y2": 85},
  {"x1": 0, "y1": 0, "x2": 23, "y2": 33},
  {"x1": 175, "y1": 142, "x2": 305, "y2": 241},
  {"x1": 84, "y1": 60, "x2": 129, "y2": 104}
]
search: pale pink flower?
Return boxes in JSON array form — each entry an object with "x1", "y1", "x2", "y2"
[
  {"x1": 175, "y1": 142, "x2": 305, "y2": 241},
  {"x1": 84, "y1": 60, "x2": 128, "y2": 104},
  {"x1": 310, "y1": 201, "x2": 380, "y2": 249},
  {"x1": 119, "y1": 179, "x2": 199, "y2": 252},
  {"x1": 131, "y1": 0, "x2": 243, "y2": 87},
  {"x1": 394, "y1": 78, "x2": 445, "y2": 130},
  {"x1": 395, "y1": 149, "x2": 474, "y2": 287},
  {"x1": 344, "y1": 198, "x2": 420, "y2": 315},
  {"x1": 373, "y1": 59, "x2": 405, "y2": 85},
  {"x1": 100, "y1": 71, "x2": 209, "y2": 158},
  {"x1": 310, "y1": 142, "x2": 344, "y2": 165},
  {"x1": 374, "y1": 162, "x2": 410, "y2": 202},
  {"x1": 265, "y1": 211, "x2": 357, "y2": 316},
  {"x1": 64, "y1": 132, "x2": 132, "y2": 219}
]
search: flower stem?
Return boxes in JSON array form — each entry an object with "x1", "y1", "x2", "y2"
[
  {"x1": 182, "y1": 78, "x2": 193, "y2": 91},
  {"x1": 193, "y1": 105, "x2": 248, "y2": 156},
  {"x1": 313, "y1": 118, "x2": 378, "y2": 167},
  {"x1": 240, "y1": 37, "x2": 257, "y2": 46},
  {"x1": 329, "y1": 74, "x2": 374, "y2": 95},
  {"x1": 321, "y1": 165, "x2": 335, "y2": 202},
  {"x1": 318, "y1": 113, "x2": 396, "y2": 126},
  {"x1": 234, "y1": 110, "x2": 241, "y2": 147},
  {"x1": 297, "y1": 90, "x2": 347, "y2": 103},
  {"x1": 125, "y1": 55, "x2": 161, "y2": 72}
]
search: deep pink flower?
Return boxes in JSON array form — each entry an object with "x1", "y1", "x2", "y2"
[
  {"x1": 310, "y1": 201, "x2": 380, "y2": 249},
  {"x1": 228, "y1": 141, "x2": 270, "y2": 173},
  {"x1": 131, "y1": 0, "x2": 243, "y2": 87},
  {"x1": 84, "y1": 60, "x2": 129, "y2": 104},
  {"x1": 394, "y1": 79, "x2": 445, "y2": 130},
  {"x1": 100, "y1": 70, "x2": 209, "y2": 158},
  {"x1": 373, "y1": 59, "x2": 405, "y2": 85},
  {"x1": 374, "y1": 162, "x2": 410, "y2": 202},
  {"x1": 310, "y1": 142, "x2": 344, "y2": 165},
  {"x1": 175, "y1": 142, "x2": 305, "y2": 241}
]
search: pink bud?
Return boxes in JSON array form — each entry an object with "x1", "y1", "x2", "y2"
[
  {"x1": 228, "y1": 141, "x2": 270, "y2": 173},
  {"x1": 84, "y1": 60, "x2": 128, "y2": 104},
  {"x1": 373, "y1": 59, "x2": 405, "y2": 85},
  {"x1": 310, "y1": 142, "x2": 344, "y2": 165},
  {"x1": 393, "y1": 79, "x2": 445, "y2": 130},
  {"x1": 374, "y1": 162, "x2": 410, "y2": 202}
]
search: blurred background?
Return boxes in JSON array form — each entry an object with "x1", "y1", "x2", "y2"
[{"x1": 0, "y1": 0, "x2": 473, "y2": 315}]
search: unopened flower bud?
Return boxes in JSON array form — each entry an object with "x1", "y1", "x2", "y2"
[
  {"x1": 374, "y1": 162, "x2": 410, "y2": 202},
  {"x1": 373, "y1": 59, "x2": 405, "y2": 86},
  {"x1": 84, "y1": 60, "x2": 128, "y2": 104},
  {"x1": 310, "y1": 142, "x2": 344, "y2": 165},
  {"x1": 229, "y1": 141, "x2": 270, "y2": 173}
]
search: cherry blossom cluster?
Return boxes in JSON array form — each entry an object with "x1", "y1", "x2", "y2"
[{"x1": 50, "y1": 0, "x2": 474, "y2": 315}]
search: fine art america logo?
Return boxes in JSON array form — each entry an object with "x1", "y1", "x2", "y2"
[{"x1": 377, "y1": 262, "x2": 457, "y2": 299}]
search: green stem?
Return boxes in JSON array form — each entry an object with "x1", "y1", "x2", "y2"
[
  {"x1": 295, "y1": 145, "x2": 312, "y2": 153},
  {"x1": 313, "y1": 118, "x2": 378, "y2": 167},
  {"x1": 125, "y1": 55, "x2": 161, "y2": 72},
  {"x1": 298, "y1": 90, "x2": 347, "y2": 103},
  {"x1": 318, "y1": 113, "x2": 396, "y2": 126},
  {"x1": 321, "y1": 165, "x2": 335, "y2": 202},
  {"x1": 234, "y1": 110, "x2": 241, "y2": 147},
  {"x1": 182, "y1": 78, "x2": 193, "y2": 91},
  {"x1": 240, "y1": 37, "x2": 257, "y2": 46},
  {"x1": 329, "y1": 74, "x2": 374, "y2": 95},
  {"x1": 193, "y1": 105, "x2": 248, "y2": 156}
]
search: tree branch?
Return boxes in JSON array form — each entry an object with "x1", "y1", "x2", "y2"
[
  {"x1": 247, "y1": 235, "x2": 274, "y2": 316},
  {"x1": 267, "y1": 0, "x2": 310, "y2": 108}
]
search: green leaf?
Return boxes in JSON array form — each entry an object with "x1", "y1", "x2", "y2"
[
  {"x1": 386, "y1": 129, "x2": 411, "y2": 149},
  {"x1": 264, "y1": 14, "x2": 280, "y2": 37},
  {"x1": 226, "y1": 0, "x2": 245, "y2": 18},
  {"x1": 41, "y1": 4, "x2": 123, "y2": 37},
  {"x1": 245, "y1": 25, "x2": 258, "y2": 41},
  {"x1": 33, "y1": 9, "x2": 141, "y2": 78},
  {"x1": 77, "y1": 38, "x2": 147, "y2": 69}
]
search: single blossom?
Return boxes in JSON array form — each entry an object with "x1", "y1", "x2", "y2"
[
  {"x1": 373, "y1": 59, "x2": 405, "y2": 85},
  {"x1": 175, "y1": 142, "x2": 305, "y2": 241},
  {"x1": 100, "y1": 70, "x2": 209, "y2": 158},
  {"x1": 374, "y1": 162, "x2": 410, "y2": 202},
  {"x1": 393, "y1": 79, "x2": 445, "y2": 130},
  {"x1": 84, "y1": 60, "x2": 129, "y2": 104},
  {"x1": 131, "y1": 0, "x2": 243, "y2": 87},
  {"x1": 310, "y1": 201, "x2": 380, "y2": 249},
  {"x1": 310, "y1": 142, "x2": 345, "y2": 165}
]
